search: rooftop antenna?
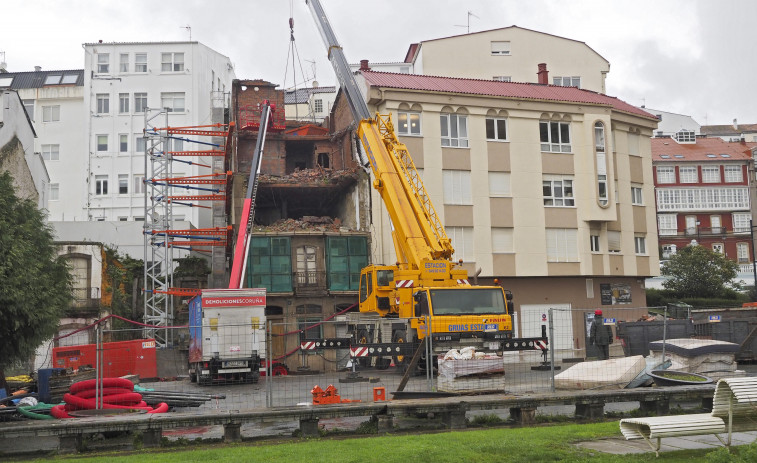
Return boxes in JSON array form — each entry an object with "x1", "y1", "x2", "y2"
[
  {"x1": 181, "y1": 25, "x2": 192, "y2": 41},
  {"x1": 454, "y1": 11, "x2": 479, "y2": 34}
]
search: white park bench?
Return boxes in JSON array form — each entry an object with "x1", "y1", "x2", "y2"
[{"x1": 619, "y1": 376, "x2": 757, "y2": 456}]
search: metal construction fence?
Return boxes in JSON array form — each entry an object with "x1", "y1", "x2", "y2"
[{"x1": 40, "y1": 305, "x2": 757, "y2": 411}]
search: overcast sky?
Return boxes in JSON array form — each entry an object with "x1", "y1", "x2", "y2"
[{"x1": 1, "y1": 0, "x2": 754, "y2": 125}]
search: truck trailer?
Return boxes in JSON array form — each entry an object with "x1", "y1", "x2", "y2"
[{"x1": 188, "y1": 288, "x2": 266, "y2": 385}]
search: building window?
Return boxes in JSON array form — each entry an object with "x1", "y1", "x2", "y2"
[
  {"x1": 737, "y1": 242, "x2": 750, "y2": 263},
  {"x1": 733, "y1": 212, "x2": 751, "y2": 233},
  {"x1": 656, "y1": 187, "x2": 749, "y2": 211},
  {"x1": 41, "y1": 144, "x2": 60, "y2": 161},
  {"x1": 553, "y1": 76, "x2": 581, "y2": 88},
  {"x1": 634, "y1": 236, "x2": 647, "y2": 255},
  {"x1": 607, "y1": 231, "x2": 621, "y2": 253},
  {"x1": 595, "y1": 122, "x2": 608, "y2": 206},
  {"x1": 440, "y1": 113, "x2": 469, "y2": 148},
  {"x1": 657, "y1": 214, "x2": 678, "y2": 235},
  {"x1": 631, "y1": 185, "x2": 643, "y2": 205},
  {"x1": 539, "y1": 121, "x2": 571, "y2": 153},
  {"x1": 491, "y1": 228, "x2": 514, "y2": 253},
  {"x1": 118, "y1": 93, "x2": 129, "y2": 113},
  {"x1": 298, "y1": 318, "x2": 323, "y2": 341},
  {"x1": 97, "y1": 135, "x2": 108, "y2": 152},
  {"x1": 97, "y1": 53, "x2": 109, "y2": 73},
  {"x1": 590, "y1": 234, "x2": 600, "y2": 253},
  {"x1": 656, "y1": 166, "x2": 675, "y2": 183},
  {"x1": 490, "y1": 41, "x2": 510, "y2": 55},
  {"x1": 314, "y1": 98, "x2": 323, "y2": 113},
  {"x1": 22, "y1": 100, "x2": 34, "y2": 121},
  {"x1": 710, "y1": 215, "x2": 722, "y2": 233},
  {"x1": 249, "y1": 236, "x2": 292, "y2": 292},
  {"x1": 118, "y1": 174, "x2": 128, "y2": 194},
  {"x1": 662, "y1": 244, "x2": 677, "y2": 259},
  {"x1": 119, "y1": 53, "x2": 129, "y2": 72},
  {"x1": 493, "y1": 76, "x2": 511, "y2": 82},
  {"x1": 397, "y1": 111, "x2": 421, "y2": 136},
  {"x1": 119, "y1": 134, "x2": 128, "y2": 153},
  {"x1": 543, "y1": 176, "x2": 574, "y2": 207},
  {"x1": 136, "y1": 136, "x2": 146, "y2": 152},
  {"x1": 443, "y1": 170, "x2": 472, "y2": 205},
  {"x1": 488, "y1": 172, "x2": 511, "y2": 196},
  {"x1": 96, "y1": 94, "x2": 109, "y2": 114},
  {"x1": 161, "y1": 52, "x2": 184, "y2": 72},
  {"x1": 545, "y1": 228, "x2": 578, "y2": 262},
  {"x1": 702, "y1": 166, "x2": 720, "y2": 183},
  {"x1": 674, "y1": 130, "x2": 696, "y2": 143},
  {"x1": 95, "y1": 175, "x2": 108, "y2": 195},
  {"x1": 134, "y1": 174, "x2": 145, "y2": 194},
  {"x1": 134, "y1": 93, "x2": 147, "y2": 113},
  {"x1": 42, "y1": 105, "x2": 60, "y2": 122},
  {"x1": 135, "y1": 53, "x2": 147, "y2": 72},
  {"x1": 49, "y1": 183, "x2": 59, "y2": 201},
  {"x1": 724, "y1": 165, "x2": 743, "y2": 183},
  {"x1": 61, "y1": 73, "x2": 78, "y2": 84},
  {"x1": 447, "y1": 227, "x2": 474, "y2": 262},
  {"x1": 161, "y1": 92, "x2": 185, "y2": 112},
  {"x1": 485, "y1": 117, "x2": 507, "y2": 141},
  {"x1": 712, "y1": 243, "x2": 724, "y2": 254},
  {"x1": 679, "y1": 166, "x2": 698, "y2": 183},
  {"x1": 326, "y1": 236, "x2": 368, "y2": 291}
]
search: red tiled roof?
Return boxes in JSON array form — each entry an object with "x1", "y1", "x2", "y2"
[
  {"x1": 360, "y1": 71, "x2": 657, "y2": 120},
  {"x1": 651, "y1": 137, "x2": 752, "y2": 162}
]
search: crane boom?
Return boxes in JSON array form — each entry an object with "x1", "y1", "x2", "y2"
[
  {"x1": 305, "y1": 0, "x2": 453, "y2": 268},
  {"x1": 228, "y1": 101, "x2": 273, "y2": 289}
]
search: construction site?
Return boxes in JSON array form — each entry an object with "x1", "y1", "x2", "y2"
[{"x1": 6, "y1": 1, "x2": 757, "y2": 458}]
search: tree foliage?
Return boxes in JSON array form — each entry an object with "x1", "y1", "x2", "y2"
[
  {"x1": 661, "y1": 244, "x2": 739, "y2": 298},
  {"x1": 0, "y1": 171, "x2": 72, "y2": 370}
]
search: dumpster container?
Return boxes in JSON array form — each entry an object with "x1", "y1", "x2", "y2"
[{"x1": 616, "y1": 319, "x2": 695, "y2": 357}]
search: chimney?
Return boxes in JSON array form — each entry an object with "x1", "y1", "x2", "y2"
[
  {"x1": 34, "y1": 66, "x2": 41, "y2": 72},
  {"x1": 537, "y1": 63, "x2": 549, "y2": 85},
  {"x1": 733, "y1": 118, "x2": 738, "y2": 130},
  {"x1": 359, "y1": 59, "x2": 371, "y2": 71}
]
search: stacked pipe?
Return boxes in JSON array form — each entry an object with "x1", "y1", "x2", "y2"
[{"x1": 50, "y1": 378, "x2": 168, "y2": 419}]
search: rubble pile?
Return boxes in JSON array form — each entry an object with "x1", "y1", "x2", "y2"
[
  {"x1": 258, "y1": 166, "x2": 359, "y2": 185},
  {"x1": 253, "y1": 216, "x2": 346, "y2": 232}
]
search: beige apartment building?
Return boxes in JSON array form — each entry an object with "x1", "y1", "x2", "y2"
[
  {"x1": 337, "y1": 70, "x2": 658, "y2": 348},
  {"x1": 366, "y1": 26, "x2": 610, "y2": 94}
]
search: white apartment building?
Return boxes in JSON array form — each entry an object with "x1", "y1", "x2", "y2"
[
  {"x1": 82, "y1": 41, "x2": 235, "y2": 229},
  {"x1": 0, "y1": 69, "x2": 84, "y2": 216}
]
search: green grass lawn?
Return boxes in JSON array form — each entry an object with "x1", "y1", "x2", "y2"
[{"x1": 22, "y1": 421, "x2": 757, "y2": 463}]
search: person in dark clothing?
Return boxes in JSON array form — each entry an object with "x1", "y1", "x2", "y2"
[{"x1": 589, "y1": 309, "x2": 613, "y2": 360}]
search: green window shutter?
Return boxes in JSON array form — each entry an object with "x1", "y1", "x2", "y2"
[{"x1": 247, "y1": 236, "x2": 292, "y2": 292}]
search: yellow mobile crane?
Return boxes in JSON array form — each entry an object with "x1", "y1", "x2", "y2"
[{"x1": 306, "y1": 0, "x2": 544, "y2": 363}]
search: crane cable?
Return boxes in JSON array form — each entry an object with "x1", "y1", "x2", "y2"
[{"x1": 282, "y1": 0, "x2": 313, "y2": 120}]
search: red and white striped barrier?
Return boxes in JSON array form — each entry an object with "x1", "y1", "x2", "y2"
[{"x1": 395, "y1": 280, "x2": 414, "y2": 288}]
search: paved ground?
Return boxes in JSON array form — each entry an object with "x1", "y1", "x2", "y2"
[{"x1": 576, "y1": 431, "x2": 757, "y2": 455}]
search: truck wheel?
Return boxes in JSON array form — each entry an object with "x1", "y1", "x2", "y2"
[
  {"x1": 271, "y1": 363, "x2": 289, "y2": 376},
  {"x1": 392, "y1": 330, "x2": 407, "y2": 367},
  {"x1": 196, "y1": 366, "x2": 210, "y2": 386}
]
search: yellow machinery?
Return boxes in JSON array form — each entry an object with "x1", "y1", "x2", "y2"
[{"x1": 306, "y1": 0, "x2": 534, "y2": 360}]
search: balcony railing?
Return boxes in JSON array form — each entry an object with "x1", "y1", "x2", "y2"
[
  {"x1": 71, "y1": 287, "x2": 100, "y2": 310},
  {"x1": 293, "y1": 271, "x2": 327, "y2": 297}
]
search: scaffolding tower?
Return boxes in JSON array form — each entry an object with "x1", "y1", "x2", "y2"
[{"x1": 142, "y1": 106, "x2": 233, "y2": 347}]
